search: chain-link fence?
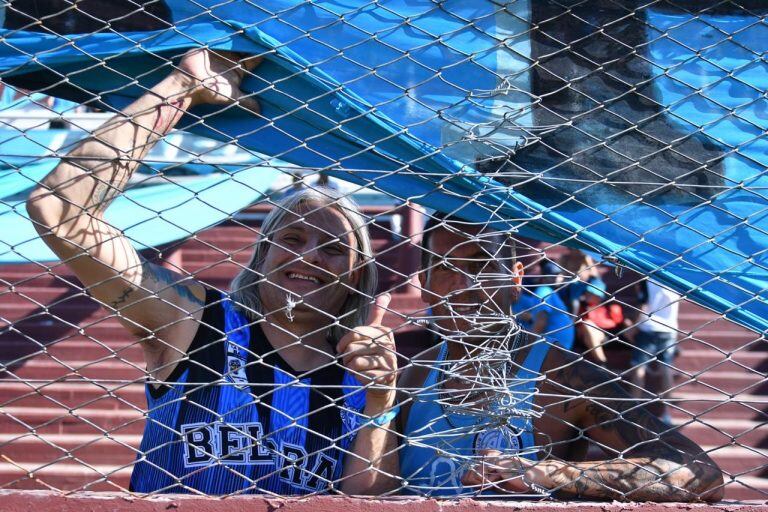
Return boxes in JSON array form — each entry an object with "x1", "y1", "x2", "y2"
[{"x1": 0, "y1": 0, "x2": 766, "y2": 502}]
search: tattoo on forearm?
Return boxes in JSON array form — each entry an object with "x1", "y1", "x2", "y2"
[
  {"x1": 141, "y1": 260, "x2": 203, "y2": 306},
  {"x1": 111, "y1": 286, "x2": 135, "y2": 310},
  {"x1": 93, "y1": 180, "x2": 118, "y2": 206},
  {"x1": 550, "y1": 358, "x2": 723, "y2": 501},
  {"x1": 561, "y1": 460, "x2": 672, "y2": 500},
  {"x1": 551, "y1": 456, "x2": 722, "y2": 502}
]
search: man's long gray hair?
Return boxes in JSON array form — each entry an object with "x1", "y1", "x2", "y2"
[{"x1": 230, "y1": 186, "x2": 377, "y2": 342}]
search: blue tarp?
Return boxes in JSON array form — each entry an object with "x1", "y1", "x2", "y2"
[
  {"x1": 0, "y1": 164, "x2": 281, "y2": 263},
  {"x1": 0, "y1": 1, "x2": 766, "y2": 333},
  {"x1": 0, "y1": 127, "x2": 279, "y2": 263}
]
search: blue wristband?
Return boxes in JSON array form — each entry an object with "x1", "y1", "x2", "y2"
[{"x1": 369, "y1": 404, "x2": 400, "y2": 427}]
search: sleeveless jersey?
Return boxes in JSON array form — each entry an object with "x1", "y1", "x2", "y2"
[
  {"x1": 130, "y1": 289, "x2": 366, "y2": 495},
  {"x1": 514, "y1": 286, "x2": 575, "y2": 351},
  {"x1": 400, "y1": 333, "x2": 551, "y2": 496}
]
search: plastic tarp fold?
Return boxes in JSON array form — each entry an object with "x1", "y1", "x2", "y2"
[{"x1": 0, "y1": 1, "x2": 766, "y2": 333}]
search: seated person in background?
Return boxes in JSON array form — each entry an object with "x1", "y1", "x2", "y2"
[
  {"x1": 513, "y1": 260, "x2": 575, "y2": 351},
  {"x1": 627, "y1": 280, "x2": 682, "y2": 424},
  {"x1": 397, "y1": 214, "x2": 723, "y2": 501},
  {"x1": 26, "y1": 48, "x2": 398, "y2": 495},
  {"x1": 576, "y1": 277, "x2": 629, "y2": 364},
  {"x1": 557, "y1": 248, "x2": 599, "y2": 315}
]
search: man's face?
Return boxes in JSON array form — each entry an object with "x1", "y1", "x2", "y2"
[
  {"x1": 257, "y1": 202, "x2": 360, "y2": 326},
  {"x1": 419, "y1": 225, "x2": 523, "y2": 335}
]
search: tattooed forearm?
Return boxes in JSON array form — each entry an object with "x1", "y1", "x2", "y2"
[
  {"x1": 141, "y1": 260, "x2": 203, "y2": 306},
  {"x1": 91, "y1": 179, "x2": 122, "y2": 210},
  {"x1": 545, "y1": 457, "x2": 722, "y2": 502},
  {"x1": 110, "y1": 286, "x2": 135, "y2": 310},
  {"x1": 549, "y1": 356, "x2": 724, "y2": 501}
]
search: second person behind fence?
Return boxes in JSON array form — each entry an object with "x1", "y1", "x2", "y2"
[
  {"x1": 397, "y1": 214, "x2": 723, "y2": 501},
  {"x1": 26, "y1": 48, "x2": 398, "y2": 495}
]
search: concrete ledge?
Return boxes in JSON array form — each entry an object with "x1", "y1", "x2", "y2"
[{"x1": 0, "y1": 491, "x2": 764, "y2": 512}]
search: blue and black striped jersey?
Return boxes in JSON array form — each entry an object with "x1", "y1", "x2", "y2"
[{"x1": 129, "y1": 289, "x2": 366, "y2": 495}]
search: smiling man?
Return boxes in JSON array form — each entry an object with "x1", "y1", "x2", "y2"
[
  {"x1": 397, "y1": 214, "x2": 723, "y2": 501},
  {"x1": 25, "y1": 48, "x2": 398, "y2": 495}
]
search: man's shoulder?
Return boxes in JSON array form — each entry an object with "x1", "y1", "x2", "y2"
[{"x1": 540, "y1": 346, "x2": 617, "y2": 395}]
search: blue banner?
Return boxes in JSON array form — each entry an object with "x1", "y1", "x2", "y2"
[{"x1": 1, "y1": 1, "x2": 766, "y2": 332}]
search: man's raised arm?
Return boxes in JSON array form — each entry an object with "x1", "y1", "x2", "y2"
[{"x1": 25, "y1": 49, "x2": 259, "y2": 376}]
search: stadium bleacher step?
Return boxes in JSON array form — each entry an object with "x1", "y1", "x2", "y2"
[
  {"x1": 0, "y1": 303, "x2": 109, "y2": 323},
  {"x1": 0, "y1": 461, "x2": 132, "y2": 491},
  {"x1": 668, "y1": 392, "x2": 768, "y2": 422},
  {"x1": 2, "y1": 319, "x2": 148, "y2": 343},
  {"x1": 0, "y1": 433, "x2": 141, "y2": 467},
  {"x1": 720, "y1": 476, "x2": 768, "y2": 501},
  {"x1": 704, "y1": 445, "x2": 768, "y2": 479},
  {"x1": 4, "y1": 358, "x2": 147, "y2": 382},
  {"x1": 670, "y1": 371, "x2": 767, "y2": 395},
  {"x1": 675, "y1": 418, "x2": 767, "y2": 448},
  {"x1": 0, "y1": 382, "x2": 146, "y2": 411},
  {"x1": 1, "y1": 339, "x2": 145, "y2": 364},
  {"x1": 672, "y1": 350, "x2": 768, "y2": 373},
  {"x1": 675, "y1": 334, "x2": 767, "y2": 353},
  {"x1": 0, "y1": 406, "x2": 146, "y2": 436}
]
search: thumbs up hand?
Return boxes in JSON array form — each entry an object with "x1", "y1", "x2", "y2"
[{"x1": 336, "y1": 293, "x2": 398, "y2": 411}]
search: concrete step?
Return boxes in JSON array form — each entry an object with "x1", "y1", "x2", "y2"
[
  {"x1": 674, "y1": 418, "x2": 768, "y2": 450},
  {"x1": 0, "y1": 406, "x2": 146, "y2": 436},
  {"x1": 0, "y1": 382, "x2": 146, "y2": 411},
  {"x1": 720, "y1": 475, "x2": 768, "y2": 500},
  {"x1": 671, "y1": 350, "x2": 768, "y2": 373},
  {"x1": 0, "y1": 461, "x2": 132, "y2": 491},
  {"x1": 0, "y1": 302, "x2": 108, "y2": 323},
  {"x1": 705, "y1": 445, "x2": 768, "y2": 479},
  {"x1": 675, "y1": 335, "x2": 768, "y2": 353},
  {"x1": 0, "y1": 285, "x2": 73, "y2": 303},
  {"x1": 181, "y1": 234, "x2": 259, "y2": 250},
  {"x1": 192, "y1": 225, "x2": 260, "y2": 237},
  {"x1": 670, "y1": 371, "x2": 767, "y2": 396},
  {"x1": 4, "y1": 317, "x2": 138, "y2": 338},
  {"x1": 0, "y1": 339, "x2": 144, "y2": 366},
  {"x1": 669, "y1": 392, "x2": 768, "y2": 422},
  {"x1": 182, "y1": 268, "x2": 241, "y2": 284},
  {"x1": 679, "y1": 325, "x2": 757, "y2": 341},
  {"x1": 3, "y1": 358, "x2": 147, "y2": 382},
  {"x1": 182, "y1": 251, "x2": 253, "y2": 266},
  {"x1": 0, "y1": 269, "x2": 78, "y2": 286},
  {"x1": 0, "y1": 433, "x2": 140, "y2": 467},
  {"x1": 184, "y1": 234, "x2": 260, "y2": 247},
  {"x1": 678, "y1": 309, "x2": 752, "y2": 324},
  {"x1": 680, "y1": 330, "x2": 760, "y2": 349},
  {"x1": 0, "y1": 290, "x2": 94, "y2": 311}
]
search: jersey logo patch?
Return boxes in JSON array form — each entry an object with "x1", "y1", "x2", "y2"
[
  {"x1": 225, "y1": 341, "x2": 248, "y2": 389},
  {"x1": 474, "y1": 426, "x2": 522, "y2": 452}
]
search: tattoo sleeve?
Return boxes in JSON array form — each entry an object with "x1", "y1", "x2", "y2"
[{"x1": 547, "y1": 359, "x2": 724, "y2": 501}]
